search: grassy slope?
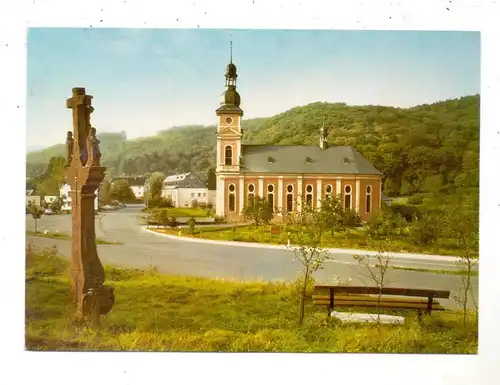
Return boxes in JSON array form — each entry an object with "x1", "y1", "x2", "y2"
[
  {"x1": 145, "y1": 207, "x2": 211, "y2": 218},
  {"x1": 26, "y1": 231, "x2": 123, "y2": 245},
  {"x1": 151, "y1": 225, "x2": 472, "y2": 257},
  {"x1": 26, "y1": 249, "x2": 477, "y2": 353}
]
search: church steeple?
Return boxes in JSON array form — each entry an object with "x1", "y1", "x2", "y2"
[{"x1": 217, "y1": 41, "x2": 242, "y2": 115}]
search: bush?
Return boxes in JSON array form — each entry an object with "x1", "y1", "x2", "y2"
[
  {"x1": 390, "y1": 202, "x2": 421, "y2": 222},
  {"x1": 364, "y1": 209, "x2": 408, "y2": 238},
  {"x1": 207, "y1": 202, "x2": 214, "y2": 210},
  {"x1": 191, "y1": 199, "x2": 199, "y2": 208},
  {"x1": 168, "y1": 217, "x2": 179, "y2": 228},
  {"x1": 410, "y1": 214, "x2": 441, "y2": 245},
  {"x1": 187, "y1": 217, "x2": 196, "y2": 233},
  {"x1": 408, "y1": 194, "x2": 424, "y2": 205},
  {"x1": 342, "y1": 210, "x2": 361, "y2": 227},
  {"x1": 199, "y1": 202, "x2": 207, "y2": 209}
]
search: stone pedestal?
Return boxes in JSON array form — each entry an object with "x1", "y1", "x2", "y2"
[{"x1": 65, "y1": 87, "x2": 114, "y2": 325}]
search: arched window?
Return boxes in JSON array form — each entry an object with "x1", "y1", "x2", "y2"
[
  {"x1": 325, "y1": 184, "x2": 333, "y2": 200},
  {"x1": 224, "y1": 145, "x2": 233, "y2": 166},
  {"x1": 306, "y1": 184, "x2": 313, "y2": 207},
  {"x1": 344, "y1": 184, "x2": 352, "y2": 211},
  {"x1": 228, "y1": 184, "x2": 236, "y2": 212},
  {"x1": 267, "y1": 184, "x2": 275, "y2": 212},
  {"x1": 247, "y1": 184, "x2": 255, "y2": 206},
  {"x1": 286, "y1": 184, "x2": 294, "y2": 212},
  {"x1": 365, "y1": 185, "x2": 372, "y2": 214}
]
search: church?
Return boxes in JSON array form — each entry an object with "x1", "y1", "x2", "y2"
[{"x1": 214, "y1": 50, "x2": 382, "y2": 223}]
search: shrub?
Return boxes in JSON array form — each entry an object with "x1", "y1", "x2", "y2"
[
  {"x1": 410, "y1": 214, "x2": 441, "y2": 245},
  {"x1": 168, "y1": 217, "x2": 179, "y2": 228},
  {"x1": 390, "y1": 202, "x2": 421, "y2": 222},
  {"x1": 408, "y1": 194, "x2": 424, "y2": 205},
  {"x1": 364, "y1": 209, "x2": 408, "y2": 239},
  {"x1": 187, "y1": 217, "x2": 196, "y2": 233},
  {"x1": 342, "y1": 210, "x2": 361, "y2": 227},
  {"x1": 191, "y1": 199, "x2": 199, "y2": 208},
  {"x1": 207, "y1": 202, "x2": 214, "y2": 210}
]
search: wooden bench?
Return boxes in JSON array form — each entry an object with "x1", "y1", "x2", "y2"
[{"x1": 313, "y1": 285, "x2": 450, "y2": 318}]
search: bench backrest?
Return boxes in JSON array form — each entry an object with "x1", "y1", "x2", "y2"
[{"x1": 314, "y1": 285, "x2": 450, "y2": 299}]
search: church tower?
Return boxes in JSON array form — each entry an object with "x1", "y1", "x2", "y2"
[{"x1": 215, "y1": 41, "x2": 243, "y2": 174}]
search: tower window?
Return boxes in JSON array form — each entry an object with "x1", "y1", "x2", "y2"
[
  {"x1": 228, "y1": 184, "x2": 236, "y2": 212},
  {"x1": 225, "y1": 117, "x2": 233, "y2": 125},
  {"x1": 225, "y1": 145, "x2": 233, "y2": 166}
]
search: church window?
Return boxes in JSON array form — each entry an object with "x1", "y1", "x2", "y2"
[
  {"x1": 344, "y1": 184, "x2": 352, "y2": 211},
  {"x1": 225, "y1": 146, "x2": 233, "y2": 166},
  {"x1": 286, "y1": 184, "x2": 294, "y2": 212},
  {"x1": 306, "y1": 185, "x2": 313, "y2": 207},
  {"x1": 365, "y1": 185, "x2": 372, "y2": 214},
  {"x1": 325, "y1": 184, "x2": 333, "y2": 199},
  {"x1": 267, "y1": 184, "x2": 275, "y2": 212},
  {"x1": 247, "y1": 184, "x2": 255, "y2": 205}
]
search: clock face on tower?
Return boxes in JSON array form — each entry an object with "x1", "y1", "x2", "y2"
[{"x1": 225, "y1": 117, "x2": 233, "y2": 125}]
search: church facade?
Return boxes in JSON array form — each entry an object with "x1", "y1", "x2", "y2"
[{"x1": 214, "y1": 54, "x2": 382, "y2": 223}]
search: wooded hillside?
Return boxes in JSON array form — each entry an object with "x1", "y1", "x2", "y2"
[{"x1": 26, "y1": 95, "x2": 479, "y2": 197}]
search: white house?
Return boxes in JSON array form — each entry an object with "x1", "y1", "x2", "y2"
[
  {"x1": 162, "y1": 172, "x2": 211, "y2": 208},
  {"x1": 60, "y1": 184, "x2": 99, "y2": 212}
]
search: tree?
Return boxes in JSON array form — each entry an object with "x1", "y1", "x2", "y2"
[
  {"x1": 109, "y1": 179, "x2": 136, "y2": 203},
  {"x1": 442, "y1": 191, "x2": 479, "y2": 327},
  {"x1": 242, "y1": 196, "x2": 274, "y2": 228},
  {"x1": 99, "y1": 180, "x2": 112, "y2": 206},
  {"x1": 283, "y1": 202, "x2": 331, "y2": 325},
  {"x1": 319, "y1": 196, "x2": 346, "y2": 237},
  {"x1": 353, "y1": 238, "x2": 393, "y2": 327},
  {"x1": 49, "y1": 196, "x2": 66, "y2": 214},
  {"x1": 146, "y1": 172, "x2": 165, "y2": 202},
  {"x1": 27, "y1": 203, "x2": 44, "y2": 232},
  {"x1": 207, "y1": 167, "x2": 217, "y2": 190},
  {"x1": 187, "y1": 217, "x2": 196, "y2": 234}
]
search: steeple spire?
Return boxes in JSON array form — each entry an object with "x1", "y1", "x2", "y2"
[{"x1": 230, "y1": 40, "x2": 233, "y2": 64}]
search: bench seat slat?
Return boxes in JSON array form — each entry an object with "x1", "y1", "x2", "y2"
[
  {"x1": 312, "y1": 294, "x2": 441, "y2": 304},
  {"x1": 313, "y1": 300, "x2": 445, "y2": 311},
  {"x1": 314, "y1": 285, "x2": 450, "y2": 299}
]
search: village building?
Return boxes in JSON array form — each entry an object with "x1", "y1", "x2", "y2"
[
  {"x1": 162, "y1": 172, "x2": 215, "y2": 208},
  {"x1": 214, "y1": 49, "x2": 383, "y2": 222},
  {"x1": 60, "y1": 183, "x2": 98, "y2": 213}
]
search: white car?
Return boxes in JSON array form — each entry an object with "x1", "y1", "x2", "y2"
[{"x1": 44, "y1": 208, "x2": 53, "y2": 215}]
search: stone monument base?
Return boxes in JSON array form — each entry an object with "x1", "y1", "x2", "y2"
[{"x1": 330, "y1": 311, "x2": 405, "y2": 325}]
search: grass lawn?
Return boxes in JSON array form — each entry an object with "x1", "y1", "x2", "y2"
[
  {"x1": 146, "y1": 207, "x2": 211, "y2": 218},
  {"x1": 25, "y1": 248, "x2": 477, "y2": 353},
  {"x1": 151, "y1": 224, "x2": 474, "y2": 257},
  {"x1": 26, "y1": 231, "x2": 123, "y2": 245}
]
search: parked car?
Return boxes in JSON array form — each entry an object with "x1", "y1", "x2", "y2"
[{"x1": 44, "y1": 208, "x2": 53, "y2": 215}]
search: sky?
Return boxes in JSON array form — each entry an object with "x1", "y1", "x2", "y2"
[{"x1": 26, "y1": 28, "x2": 480, "y2": 149}]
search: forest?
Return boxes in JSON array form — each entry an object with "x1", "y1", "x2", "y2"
[{"x1": 26, "y1": 94, "x2": 479, "y2": 200}]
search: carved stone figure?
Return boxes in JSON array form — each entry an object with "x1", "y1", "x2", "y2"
[
  {"x1": 86, "y1": 127, "x2": 101, "y2": 166},
  {"x1": 65, "y1": 131, "x2": 74, "y2": 166}
]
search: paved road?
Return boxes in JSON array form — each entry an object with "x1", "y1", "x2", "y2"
[{"x1": 26, "y1": 205, "x2": 478, "y2": 310}]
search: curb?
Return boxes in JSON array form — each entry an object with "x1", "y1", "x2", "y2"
[{"x1": 141, "y1": 227, "x2": 472, "y2": 263}]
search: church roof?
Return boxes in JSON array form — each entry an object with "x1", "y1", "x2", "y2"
[{"x1": 240, "y1": 145, "x2": 382, "y2": 175}]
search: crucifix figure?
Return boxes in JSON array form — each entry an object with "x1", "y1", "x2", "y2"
[{"x1": 65, "y1": 87, "x2": 114, "y2": 325}]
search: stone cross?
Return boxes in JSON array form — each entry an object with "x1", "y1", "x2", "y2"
[{"x1": 65, "y1": 87, "x2": 114, "y2": 325}]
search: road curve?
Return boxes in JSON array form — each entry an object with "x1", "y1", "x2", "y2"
[{"x1": 26, "y1": 205, "x2": 478, "y2": 310}]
